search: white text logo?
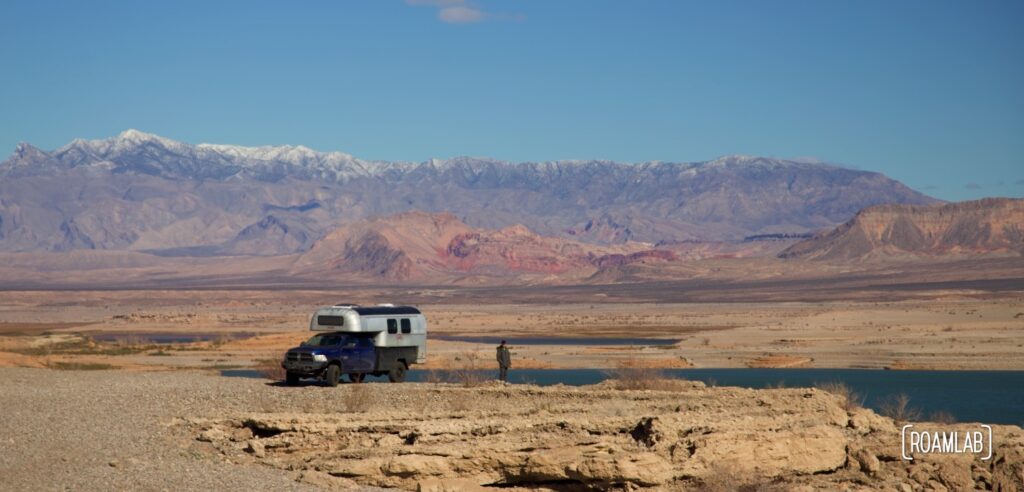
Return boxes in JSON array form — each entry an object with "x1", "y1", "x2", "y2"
[{"x1": 901, "y1": 424, "x2": 992, "y2": 461}]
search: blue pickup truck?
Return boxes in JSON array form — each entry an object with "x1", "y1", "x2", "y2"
[{"x1": 281, "y1": 304, "x2": 427, "y2": 386}]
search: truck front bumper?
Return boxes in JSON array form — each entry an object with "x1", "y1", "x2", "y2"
[{"x1": 281, "y1": 360, "x2": 328, "y2": 375}]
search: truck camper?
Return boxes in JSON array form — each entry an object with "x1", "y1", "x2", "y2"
[{"x1": 280, "y1": 304, "x2": 427, "y2": 386}]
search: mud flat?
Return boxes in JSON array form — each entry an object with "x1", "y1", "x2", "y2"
[
  {"x1": 2, "y1": 367, "x2": 1022, "y2": 491},
  {"x1": 1, "y1": 289, "x2": 1022, "y2": 372}
]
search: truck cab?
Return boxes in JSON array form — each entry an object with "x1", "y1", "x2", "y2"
[{"x1": 281, "y1": 304, "x2": 426, "y2": 386}]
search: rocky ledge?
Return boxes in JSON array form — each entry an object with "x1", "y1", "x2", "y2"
[{"x1": 184, "y1": 381, "x2": 1024, "y2": 491}]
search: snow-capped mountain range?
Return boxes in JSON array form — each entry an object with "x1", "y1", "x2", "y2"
[{"x1": 0, "y1": 130, "x2": 938, "y2": 254}]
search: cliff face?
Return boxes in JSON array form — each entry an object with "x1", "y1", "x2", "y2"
[{"x1": 781, "y1": 198, "x2": 1024, "y2": 260}]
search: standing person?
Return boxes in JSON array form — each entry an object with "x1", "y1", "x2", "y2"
[{"x1": 496, "y1": 340, "x2": 512, "y2": 382}]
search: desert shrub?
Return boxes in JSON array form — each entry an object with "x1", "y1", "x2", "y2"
[
  {"x1": 928, "y1": 410, "x2": 957, "y2": 424},
  {"x1": 255, "y1": 358, "x2": 286, "y2": 381},
  {"x1": 203, "y1": 363, "x2": 243, "y2": 370},
  {"x1": 45, "y1": 361, "x2": 115, "y2": 371},
  {"x1": 447, "y1": 395, "x2": 473, "y2": 412},
  {"x1": 878, "y1": 393, "x2": 921, "y2": 422},
  {"x1": 344, "y1": 384, "x2": 375, "y2": 413},
  {"x1": 606, "y1": 358, "x2": 685, "y2": 391},
  {"x1": 421, "y1": 367, "x2": 447, "y2": 384},
  {"x1": 210, "y1": 333, "x2": 233, "y2": 348},
  {"x1": 814, "y1": 381, "x2": 864, "y2": 411},
  {"x1": 450, "y1": 351, "x2": 487, "y2": 388}
]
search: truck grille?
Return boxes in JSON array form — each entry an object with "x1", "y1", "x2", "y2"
[{"x1": 286, "y1": 352, "x2": 314, "y2": 362}]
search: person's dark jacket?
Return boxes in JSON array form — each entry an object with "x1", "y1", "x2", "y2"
[{"x1": 496, "y1": 345, "x2": 511, "y2": 368}]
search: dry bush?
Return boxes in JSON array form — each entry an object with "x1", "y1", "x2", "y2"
[
  {"x1": 255, "y1": 358, "x2": 286, "y2": 381},
  {"x1": 447, "y1": 395, "x2": 473, "y2": 413},
  {"x1": 421, "y1": 367, "x2": 448, "y2": 384},
  {"x1": 606, "y1": 358, "x2": 685, "y2": 391},
  {"x1": 814, "y1": 381, "x2": 864, "y2": 411},
  {"x1": 211, "y1": 333, "x2": 233, "y2": 348},
  {"x1": 928, "y1": 410, "x2": 957, "y2": 424},
  {"x1": 344, "y1": 384, "x2": 375, "y2": 413},
  {"x1": 450, "y1": 351, "x2": 487, "y2": 388},
  {"x1": 878, "y1": 393, "x2": 921, "y2": 422},
  {"x1": 44, "y1": 361, "x2": 115, "y2": 371}
]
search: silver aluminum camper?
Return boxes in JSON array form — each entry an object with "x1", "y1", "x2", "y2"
[{"x1": 310, "y1": 304, "x2": 427, "y2": 364}]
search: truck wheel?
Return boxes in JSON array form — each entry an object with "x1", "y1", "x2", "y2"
[
  {"x1": 349, "y1": 373, "x2": 365, "y2": 384},
  {"x1": 285, "y1": 372, "x2": 300, "y2": 386},
  {"x1": 325, "y1": 364, "x2": 341, "y2": 387},
  {"x1": 388, "y1": 363, "x2": 407, "y2": 383}
]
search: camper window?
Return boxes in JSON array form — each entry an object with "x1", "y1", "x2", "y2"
[
  {"x1": 387, "y1": 319, "x2": 398, "y2": 334},
  {"x1": 400, "y1": 319, "x2": 411, "y2": 334},
  {"x1": 317, "y1": 315, "x2": 344, "y2": 327}
]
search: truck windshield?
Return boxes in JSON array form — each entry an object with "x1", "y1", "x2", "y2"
[{"x1": 303, "y1": 333, "x2": 346, "y2": 347}]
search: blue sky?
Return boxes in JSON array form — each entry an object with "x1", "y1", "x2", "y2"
[{"x1": 1, "y1": 0, "x2": 1021, "y2": 200}]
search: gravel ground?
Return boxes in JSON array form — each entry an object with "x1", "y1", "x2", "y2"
[{"x1": 0, "y1": 368, "x2": 394, "y2": 491}]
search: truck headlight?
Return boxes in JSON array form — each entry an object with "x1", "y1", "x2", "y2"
[{"x1": 312, "y1": 354, "x2": 327, "y2": 362}]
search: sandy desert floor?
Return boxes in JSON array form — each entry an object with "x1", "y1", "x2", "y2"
[
  {"x1": 0, "y1": 288, "x2": 1022, "y2": 372},
  {"x1": 2, "y1": 367, "x2": 1023, "y2": 491}
]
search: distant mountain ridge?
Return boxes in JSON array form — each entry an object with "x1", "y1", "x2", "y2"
[
  {"x1": 0, "y1": 130, "x2": 938, "y2": 254},
  {"x1": 780, "y1": 198, "x2": 1024, "y2": 260}
]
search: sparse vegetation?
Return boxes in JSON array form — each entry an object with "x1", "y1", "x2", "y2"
[
  {"x1": 344, "y1": 384, "x2": 375, "y2": 412},
  {"x1": 6, "y1": 335, "x2": 207, "y2": 357},
  {"x1": 421, "y1": 367, "x2": 447, "y2": 384},
  {"x1": 928, "y1": 410, "x2": 957, "y2": 424},
  {"x1": 878, "y1": 393, "x2": 921, "y2": 422},
  {"x1": 606, "y1": 358, "x2": 686, "y2": 391},
  {"x1": 202, "y1": 364, "x2": 244, "y2": 370},
  {"x1": 814, "y1": 381, "x2": 864, "y2": 411},
  {"x1": 44, "y1": 361, "x2": 115, "y2": 371},
  {"x1": 450, "y1": 351, "x2": 487, "y2": 388},
  {"x1": 255, "y1": 358, "x2": 286, "y2": 381}
]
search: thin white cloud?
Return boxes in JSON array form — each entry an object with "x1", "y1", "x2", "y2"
[
  {"x1": 438, "y1": 6, "x2": 485, "y2": 23},
  {"x1": 406, "y1": 0, "x2": 521, "y2": 24}
]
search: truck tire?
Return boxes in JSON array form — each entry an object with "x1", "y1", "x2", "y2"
[
  {"x1": 285, "y1": 372, "x2": 300, "y2": 386},
  {"x1": 325, "y1": 364, "x2": 341, "y2": 387},
  {"x1": 388, "y1": 363, "x2": 407, "y2": 383}
]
